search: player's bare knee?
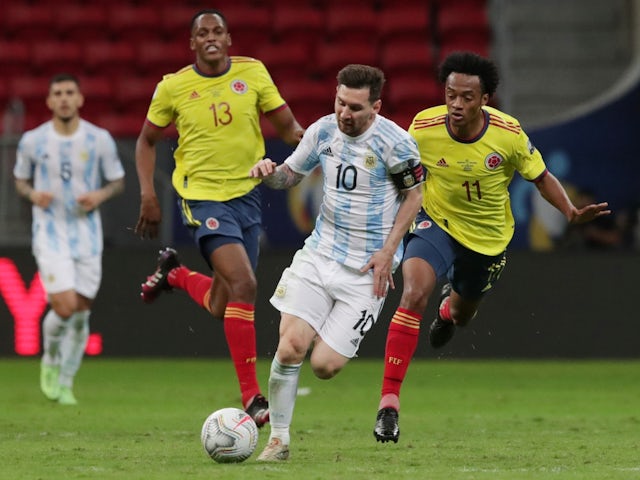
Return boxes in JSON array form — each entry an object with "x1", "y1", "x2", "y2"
[
  {"x1": 276, "y1": 339, "x2": 307, "y2": 365},
  {"x1": 51, "y1": 303, "x2": 75, "y2": 320},
  {"x1": 400, "y1": 285, "x2": 430, "y2": 312},
  {"x1": 311, "y1": 362, "x2": 341, "y2": 380},
  {"x1": 228, "y1": 274, "x2": 257, "y2": 301}
]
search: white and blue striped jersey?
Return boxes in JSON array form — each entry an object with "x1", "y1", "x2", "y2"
[
  {"x1": 14, "y1": 120, "x2": 125, "y2": 259},
  {"x1": 284, "y1": 114, "x2": 420, "y2": 271}
]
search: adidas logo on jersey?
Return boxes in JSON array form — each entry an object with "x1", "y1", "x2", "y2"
[
  {"x1": 350, "y1": 337, "x2": 361, "y2": 347},
  {"x1": 321, "y1": 146, "x2": 334, "y2": 156},
  {"x1": 436, "y1": 158, "x2": 448, "y2": 167},
  {"x1": 189, "y1": 91, "x2": 200, "y2": 99}
]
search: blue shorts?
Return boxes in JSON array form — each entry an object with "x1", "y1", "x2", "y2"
[
  {"x1": 403, "y1": 211, "x2": 507, "y2": 300},
  {"x1": 178, "y1": 188, "x2": 262, "y2": 270}
]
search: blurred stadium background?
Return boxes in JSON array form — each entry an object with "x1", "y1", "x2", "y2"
[{"x1": 0, "y1": 0, "x2": 638, "y2": 357}]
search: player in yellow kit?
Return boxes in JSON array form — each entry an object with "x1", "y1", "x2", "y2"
[
  {"x1": 134, "y1": 9, "x2": 304, "y2": 427},
  {"x1": 373, "y1": 51, "x2": 611, "y2": 443}
]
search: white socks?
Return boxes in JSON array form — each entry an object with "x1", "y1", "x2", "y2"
[
  {"x1": 268, "y1": 357, "x2": 302, "y2": 446},
  {"x1": 42, "y1": 310, "x2": 66, "y2": 366},
  {"x1": 58, "y1": 310, "x2": 90, "y2": 389}
]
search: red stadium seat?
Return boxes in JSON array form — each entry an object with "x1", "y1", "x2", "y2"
[
  {"x1": 94, "y1": 112, "x2": 144, "y2": 138},
  {"x1": 380, "y1": 41, "x2": 436, "y2": 80},
  {"x1": 108, "y1": 5, "x2": 162, "y2": 42},
  {"x1": 0, "y1": 41, "x2": 30, "y2": 75},
  {"x1": 82, "y1": 41, "x2": 136, "y2": 75},
  {"x1": 137, "y1": 43, "x2": 194, "y2": 77},
  {"x1": 7, "y1": 76, "x2": 51, "y2": 123},
  {"x1": 272, "y1": 6, "x2": 324, "y2": 50},
  {"x1": 277, "y1": 79, "x2": 333, "y2": 127},
  {"x1": 378, "y1": 4, "x2": 433, "y2": 44},
  {"x1": 160, "y1": 5, "x2": 200, "y2": 43},
  {"x1": 3, "y1": 4, "x2": 54, "y2": 41},
  {"x1": 378, "y1": 0, "x2": 433, "y2": 8},
  {"x1": 32, "y1": 42, "x2": 83, "y2": 76},
  {"x1": 220, "y1": 6, "x2": 273, "y2": 57},
  {"x1": 313, "y1": 42, "x2": 378, "y2": 81},
  {"x1": 55, "y1": 5, "x2": 108, "y2": 41},
  {"x1": 76, "y1": 76, "x2": 114, "y2": 121},
  {"x1": 325, "y1": 0, "x2": 378, "y2": 8},
  {"x1": 112, "y1": 76, "x2": 158, "y2": 117},
  {"x1": 386, "y1": 76, "x2": 442, "y2": 115},
  {"x1": 255, "y1": 42, "x2": 312, "y2": 85},
  {"x1": 436, "y1": 1, "x2": 491, "y2": 52},
  {"x1": 326, "y1": 6, "x2": 378, "y2": 44}
]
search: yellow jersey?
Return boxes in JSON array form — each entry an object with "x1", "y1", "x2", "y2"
[
  {"x1": 410, "y1": 105, "x2": 547, "y2": 255},
  {"x1": 147, "y1": 57, "x2": 286, "y2": 201}
]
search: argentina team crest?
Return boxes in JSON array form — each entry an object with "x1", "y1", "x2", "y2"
[
  {"x1": 230, "y1": 80, "x2": 248, "y2": 94},
  {"x1": 484, "y1": 152, "x2": 504, "y2": 170},
  {"x1": 364, "y1": 151, "x2": 377, "y2": 169}
]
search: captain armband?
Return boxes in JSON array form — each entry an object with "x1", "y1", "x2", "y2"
[{"x1": 390, "y1": 162, "x2": 425, "y2": 190}]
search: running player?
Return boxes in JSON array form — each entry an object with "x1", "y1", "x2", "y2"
[
  {"x1": 250, "y1": 64, "x2": 424, "y2": 461},
  {"x1": 373, "y1": 51, "x2": 611, "y2": 443},
  {"x1": 14, "y1": 73, "x2": 125, "y2": 405},
  {"x1": 134, "y1": 9, "x2": 304, "y2": 426}
]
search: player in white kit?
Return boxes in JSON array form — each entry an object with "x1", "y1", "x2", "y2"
[
  {"x1": 14, "y1": 74, "x2": 125, "y2": 405},
  {"x1": 249, "y1": 64, "x2": 424, "y2": 461}
]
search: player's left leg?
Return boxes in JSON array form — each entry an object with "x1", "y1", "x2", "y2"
[
  {"x1": 58, "y1": 308, "x2": 90, "y2": 405},
  {"x1": 257, "y1": 313, "x2": 316, "y2": 462},
  {"x1": 429, "y1": 249, "x2": 507, "y2": 348}
]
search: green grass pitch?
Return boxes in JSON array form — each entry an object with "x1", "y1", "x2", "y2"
[{"x1": 0, "y1": 358, "x2": 639, "y2": 480}]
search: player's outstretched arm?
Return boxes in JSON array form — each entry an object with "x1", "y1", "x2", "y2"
[{"x1": 535, "y1": 171, "x2": 611, "y2": 224}]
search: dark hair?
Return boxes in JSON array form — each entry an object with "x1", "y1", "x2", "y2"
[
  {"x1": 337, "y1": 64, "x2": 386, "y2": 103},
  {"x1": 190, "y1": 9, "x2": 227, "y2": 33},
  {"x1": 438, "y1": 51, "x2": 499, "y2": 97},
  {"x1": 49, "y1": 73, "x2": 80, "y2": 88}
]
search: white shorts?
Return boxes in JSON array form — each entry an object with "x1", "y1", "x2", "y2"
[
  {"x1": 270, "y1": 246, "x2": 386, "y2": 358},
  {"x1": 35, "y1": 254, "x2": 102, "y2": 299}
]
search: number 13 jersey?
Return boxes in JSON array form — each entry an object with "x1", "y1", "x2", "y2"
[{"x1": 146, "y1": 57, "x2": 286, "y2": 201}]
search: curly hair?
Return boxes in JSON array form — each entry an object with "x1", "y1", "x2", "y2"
[{"x1": 438, "y1": 51, "x2": 500, "y2": 97}]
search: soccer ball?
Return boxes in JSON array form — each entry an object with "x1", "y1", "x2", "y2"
[{"x1": 201, "y1": 407, "x2": 259, "y2": 463}]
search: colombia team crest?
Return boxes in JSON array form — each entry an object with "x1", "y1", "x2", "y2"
[
  {"x1": 416, "y1": 220, "x2": 432, "y2": 229},
  {"x1": 484, "y1": 152, "x2": 504, "y2": 170},
  {"x1": 230, "y1": 80, "x2": 248, "y2": 94},
  {"x1": 205, "y1": 217, "x2": 220, "y2": 230}
]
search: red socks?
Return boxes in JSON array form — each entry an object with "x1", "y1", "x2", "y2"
[
  {"x1": 168, "y1": 267, "x2": 211, "y2": 310},
  {"x1": 380, "y1": 308, "x2": 422, "y2": 404},
  {"x1": 223, "y1": 303, "x2": 260, "y2": 407},
  {"x1": 168, "y1": 269, "x2": 261, "y2": 405},
  {"x1": 439, "y1": 296, "x2": 452, "y2": 322}
]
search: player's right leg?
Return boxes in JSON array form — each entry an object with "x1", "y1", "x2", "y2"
[
  {"x1": 374, "y1": 216, "x2": 454, "y2": 442},
  {"x1": 37, "y1": 257, "x2": 79, "y2": 402}
]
